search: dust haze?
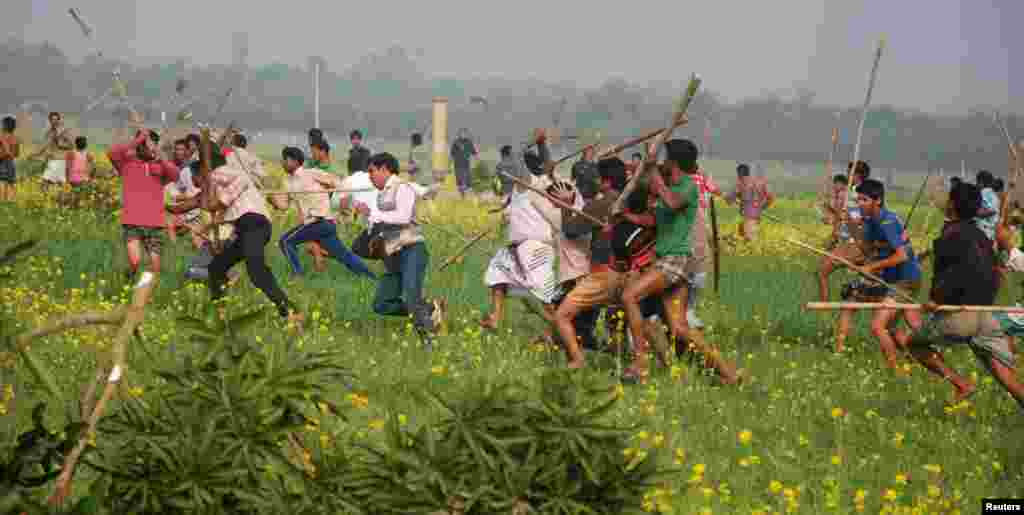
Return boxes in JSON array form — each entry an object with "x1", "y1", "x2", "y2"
[{"x1": 2, "y1": 0, "x2": 1021, "y2": 173}]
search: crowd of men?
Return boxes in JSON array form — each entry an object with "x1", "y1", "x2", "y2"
[{"x1": 2, "y1": 110, "x2": 1023, "y2": 409}]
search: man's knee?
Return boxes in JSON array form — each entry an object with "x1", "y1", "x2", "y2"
[
  {"x1": 556, "y1": 301, "x2": 583, "y2": 323},
  {"x1": 621, "y1": 287, "x2": 643, "y2": 305}
]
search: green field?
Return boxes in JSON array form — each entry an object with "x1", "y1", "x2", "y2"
[{"x1": 1, "y1": 146, "x2": 1021, "y2": 514}]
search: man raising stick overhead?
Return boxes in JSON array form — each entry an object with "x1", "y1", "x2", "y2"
[
  {"x1": 619, "y1": 139, "x2": 739, "y2": 385},
  {"x1": 108, "y1": 129, "x2": 180, "y2": 281}
]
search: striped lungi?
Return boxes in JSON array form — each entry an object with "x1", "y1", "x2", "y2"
[{"x1": 484, "y1": 240, "x2": 562, "y2": 304}]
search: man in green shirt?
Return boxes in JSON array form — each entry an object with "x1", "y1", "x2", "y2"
[
  {"x1": 619, "y1": 138, "x2": 740, "y2": 385},
  {"x1": 308, "y1": 139, "x2": 338, "y2": 174}
]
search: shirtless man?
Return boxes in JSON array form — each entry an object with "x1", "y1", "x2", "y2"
[
  {"x1": 0, "y1": 116, "x2": 20, "y2": 201},
  {"x1": 28, "y1": 112, "x2": 74, "y2": 188}
]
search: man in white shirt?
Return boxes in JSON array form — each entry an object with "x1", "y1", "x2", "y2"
[{"x1": 354, "y1": 152, "x2": 445, "y2": 349}]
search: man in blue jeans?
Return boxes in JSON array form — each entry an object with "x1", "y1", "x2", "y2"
[
  {"x1": 270, "y1": 146, "x2": 376, "y2": 279},
  {"x1": 354, "y1": 152, "x2": 445, "y2": 348}
]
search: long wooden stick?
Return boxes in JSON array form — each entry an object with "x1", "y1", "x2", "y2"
[
  {"x1": 904, "y1": 168, "x2": 934, "y2": 233},
  {"x1": 612, "y1": 74, "x2": 701, "y2": 215},
  {"x1": 995, "y1": 112, "x2": 1023, "y2": 227},
  {"x1": 806, "y1": 302, "x2": 1024, "y2": 313},
  {"x1": 593, "y1": 118, "x2": 689, "y2": 161},
  {"x1": 439, "y1": 225, "x2": 498, "y2": 270},
  {"x1": 261, "y1": 187, "x2": 377, "y2": 196},
  {"x1": 496, "y1": 170, "x2": 605, "y2": 225},
  {"x1": 783, "y1": 236, "x2": 917, "y2": 303},
  {"x1": 848, "y1": 37, "x2": 886, "y2": 199},
  {"x1": 49, "y1": 272, "x2": 157, "y2": 506}
]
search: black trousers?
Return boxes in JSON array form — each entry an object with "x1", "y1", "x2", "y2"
[{"x1": 208, "y1": 213, "x2": 293, "y2": 317}]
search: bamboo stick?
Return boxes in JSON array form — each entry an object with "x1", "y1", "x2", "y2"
[
  {"x1": 439, "y1": 225, "x2": 498, "y2": 270},
  {"x1": 595, "y1": 118, "x2": 691, "y2": 161},
  {"x1": 262, "y1": 187, "x2": 377, "y2": 196},
  {"x1": 783, "y1": 237, "x2": 917, "y2": 303},
  {"x1": 806, "y1": 302, "x2": 1024, "y2": 313},
  {"x1": 496, "y1": 170, "x2": 605, "y2": 226}
]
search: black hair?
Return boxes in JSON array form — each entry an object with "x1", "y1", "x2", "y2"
[
  {"x1": 663, "y1": 139, "x2": 698, "y2": 172},
  {"x1": 949, "y1": 181, "x2": 981, "y2": 221},
  {"x1": 75, "y1": 136, "x2": 87, "y2": 151},
  {"x1": 950, "y1": 177, "x2": 963, "y2": 188},
  {"x1": 350, "y1": 130, "x2": 363, "y2": 140},
  {"x1": 993, "y1": 178, "x2": 1005, "y2": 193},
  {"x1": 48, "y1": 112, "x2": 60, "y2": 120},
  {"x1": 185, "y1": 133, "x2": 200, "y2": 148},
  {"x1": 206, "y1": 142, "x2": 227, "y2": 170},
  {"x1": 833, "y1": 174, "x2": 848, "y2": 185},
  {"x1": 500, "y1": 145, "x2": 512, "y2": 158},
  {"x1": 523, "y1": 150, "x2": 544, "y2": 176},
  {"x1": 632, "y1": 152, "x2": 643, "y2": 160},
  {"x1": 311, "y1": 139, "x2": 330, "y2": 153},
  {"x1": 174, "y1": 138, "x2": 188, "y2": 148},
  {"x1": 848, "y1": 160, "x2": 871, "y2": 179},
  {"x1": 368, "y1": 152, "x2": 400, "y2": 174},
  {"x1": 282, "y1": 146, "x2": 305, "y2": 164},
  {"x1": 308, "y1": 128, "x2": 323, "y2": 140},
  {"x1": 976, "y1": 170, "x2": 994, "y2": 188},
  {"x1": 597, "y1": 157, "x2": 628, "y2": 192},
  {"x1": 856, "y1": 178, "x2": 886, "y2": 205},
  {"x1": 625, "y1": 183, "x2": 650, "y2": 213},
  {"x1": 737, "y1": 164, "x2": 750, "y2": 177},
  {"x1": 148, "y1": 130, "x2": 160, "y2": 144},
  {"x1": 2, "y1": 116, "x2": 15, "y2": 132},
  {"x1": 232, "y1": 133, "x2": 247, "y2": 148}
]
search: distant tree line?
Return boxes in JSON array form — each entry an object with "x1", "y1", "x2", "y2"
[{"x1": 1, "y1": 38, "x2": 1019, "y2": 173}]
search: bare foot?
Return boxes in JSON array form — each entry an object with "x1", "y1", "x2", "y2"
[{"x1": 952, "y1": 383, "x2": 977, "y2": 404}]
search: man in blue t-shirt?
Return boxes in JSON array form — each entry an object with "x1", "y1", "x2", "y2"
[{"x1": 833, "y1": 179, "x2": 923, "y2": 372}]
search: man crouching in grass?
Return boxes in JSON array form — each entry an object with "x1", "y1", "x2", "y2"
[{"x1": 896, "y1": 182, "x2": 1024, "y2": 410}]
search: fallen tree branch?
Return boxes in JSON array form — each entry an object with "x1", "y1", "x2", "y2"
[{"x1": 49, "y1": 271, "x2": 157, "y2": 506}]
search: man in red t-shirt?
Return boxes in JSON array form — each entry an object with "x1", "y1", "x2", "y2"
[{"x1": 108, "y1": 129, "x2": 180, "y2": 280}]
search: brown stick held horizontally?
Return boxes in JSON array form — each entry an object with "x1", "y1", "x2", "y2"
[
  {"x1": 806, "y1": 302, "x2": 1024, "y2": 313},
  {"x1": 782, "y1": 237, "x2": 917, "y2": 304}
]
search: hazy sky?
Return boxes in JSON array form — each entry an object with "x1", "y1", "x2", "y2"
[{"x1": 6, "y1": 0, "x2": 1021, "y2": 116}]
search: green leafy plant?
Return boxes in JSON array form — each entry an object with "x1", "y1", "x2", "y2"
[
  {"x1": 82, "y1": 310, "x2": 355, "y2": 514},
  {"x1": 324, "y1": 369, "x2": 676, "y2": 514},
  {"x1": 0, "y1": 403, "x2": 91, "y2": 515}
]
